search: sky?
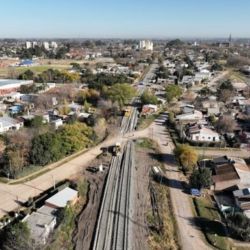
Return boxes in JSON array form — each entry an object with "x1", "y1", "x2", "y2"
[{"x1": 0, "y1": 0, "x2": 250, "y2": 39}]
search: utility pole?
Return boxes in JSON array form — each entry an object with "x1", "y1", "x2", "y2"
[{"x1": 51, "y1": 175, "x2": 55, "y2": 189}]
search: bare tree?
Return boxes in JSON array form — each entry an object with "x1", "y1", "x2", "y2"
[{"x1": 216, "y1": 115, "x2": 237, "y2": 134}]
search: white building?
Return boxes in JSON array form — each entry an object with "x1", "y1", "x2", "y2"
[
  {"x1": 32, "y1": 41, "x2": 38, "y2": 48},
  {"x1": 176, "y1": 110, "x2": 203, "y2": 122},
  {"x1": 23, "y1": 206, "x2": 57, "y2": 245},
  {"x1": 51, "y1": 41, "x2": 58, "y2": 49},
  {"x1": 186, "y1": 125, "x2": 220, "y2": 142},
  {"x1": 43, "y1": 42, "x2": 50, "y2": 50},
  {"x1": 51, "y1": 119, "x2": 63, "y2": 129},
  {"x1": 0, "y1": 116, "x2": 24, "y2": 133},
  {"x1": 25, "y1": 41, "x2": 32, "y2": 49},
  {"x1": 139, "y1": 40, "x2": 153, "y2": 51},
  {"x1": 45, "y1": 187, "x2": 78, "y2": 208}
]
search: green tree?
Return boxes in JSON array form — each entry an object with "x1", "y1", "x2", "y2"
[
  {"x1": 189, "y1": 168, "x2": 212, "y2": 189},
  {"x1": 165, "y1": 85, "x2": 182, "y2": 102},
  {"x1": 105, "y1": 83, "x2": 136, "y2": 108},
  {"x1": 167, "y1": 39, "x2": 184, "y2": 47},
  {"x1": 174, "y1": 144, "x2": 198, "y2": 172},
  {"x1": 140, "y1": 90, "x2": 158, "y2": 105},
  {"x1": 58, "y1": 122, "x2": 94, "y2": 154},
  {"x1": 18, "y1": 69, "x2": 34, "y2": 80},
  {"x1": 211, "y1": 63, "x2": 223, "y2": 71},
  {"x1": 168, "y1": 111, "x2": 175, "y2": 124},
  {"x1": 227, "y1": 212, "x2": 250, "y2": 241},
  {"x1": 0, "y1": 222, "x2": 32, "y2": 250},
  {"x1": 30, "y1": 133, "x2": 64, "y2": 166},
  {"x1": 30, "y1": 116, "x2": 44, "y2": 128}
]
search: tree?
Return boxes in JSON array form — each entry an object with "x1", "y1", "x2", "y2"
[
  {"x1": 0, "y1": 222, "x2": 32, "y2": 250},
  {"x1": 58, "y1": 122, "x2": 94, "y2": 154},
  {"x1": 140, "y1": 90, "x2": 158, "y2": 105},
  {"x1": 168, "y1": 111, "x2": 175, "y2": 125},
  {"x1": 3, "y1": 131, "x2": 32, "y2": 178},
  {"x1": 18, "y1": 70, "x2": 34, "y2": 80},
  {"x1": 70, "y1": 62, "x2": 82, "y2": 71},
  {"x1": 199, "y1": 86, "x2": 211, "y2": 96},
  {"x1": 165, "y1": 85, "x2": 182, "y2": 102},
  {"x1": 189, "y1": 168, "x2": 212, "y2": 189},
  {"x1": 215, "y1": 115, "x2": 236, "y2": 134},
  {"x1": 30, "y1": 133, "x2": 64, "y2": 166},
  {"x1": 211, "y1": 63, "x2": 223, "y2": 72},
  {"x1": 29, "y1": 116, "x2": 44, "y2": 128},
  {"x1": 227, "y1": 212, "x2": 250, "y2": 241},
  {"x1": 167, "y1": 39, "x2": 184, "y2": 47},
  {"x1": 174, "y1": 144, "x2": 198, "y2": 172},
  {"x1": 219, "y1": 79, "x2": 234, "y2": 91},
  {"x1": 93, "y1": 118, "x2": 107, "y2": 140},
  {"x1": 105, "y1": 83, "x2": 135, "y2": 108},
  {"x1": 218, "y1": 89, "x2": 233, "y2": 102}
]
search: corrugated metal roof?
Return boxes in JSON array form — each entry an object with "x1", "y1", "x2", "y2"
[{"x1": 45, "y1": 187, "x2": 78, "y2": 208}]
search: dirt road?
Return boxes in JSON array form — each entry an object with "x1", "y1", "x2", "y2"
[
  {"x1": 150, "y1": 114, "x2": 211, "y2": 250},
  {"x1": 0, "y1": 130, "x2": 149, "y2": 218}
]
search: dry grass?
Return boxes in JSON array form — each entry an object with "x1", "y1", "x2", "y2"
[{"x1": 148, "y1": 183, "x2": 179, "y2": 250}]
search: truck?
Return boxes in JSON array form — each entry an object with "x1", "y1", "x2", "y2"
[
  {"x1": 112, "y1": 142, "x2": 121, "y2": 156},
  {"x1": 123, "y1": 106, "x2": 131, "y2": 117}
]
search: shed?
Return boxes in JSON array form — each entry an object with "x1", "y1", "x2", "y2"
[{"x1": 45, "y1": 187, "x2": 78, "y2": 208}]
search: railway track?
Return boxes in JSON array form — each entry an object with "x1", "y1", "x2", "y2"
[{"x1": 92, "y1": 141, "x2": 134, "y2": 250}]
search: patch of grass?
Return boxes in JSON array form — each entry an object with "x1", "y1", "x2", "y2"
[
  {"x1": 0, "y1": 64, "x2": 69, "y2": 78},
  {"x1": 148, "y1": 183, "x2": 180, "y2": 250},
  {"x1": 136, "y1": 138, "x2": 155, "y2": 149},
  {"x1": 226, "y1": 69, "x2": 248, "y2": 82},
  {"x1": 193, "y1": 196, "x2": 231, "y2": 250},
  {"x1": 137, "y1": 113, "x2": 160, "y2": 130}
]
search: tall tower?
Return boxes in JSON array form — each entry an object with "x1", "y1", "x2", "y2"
[{"x1": 229, "y1": 34, "x2": 232, "y2": 47}]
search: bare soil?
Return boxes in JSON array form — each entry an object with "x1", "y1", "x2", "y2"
[
  {"x1": 72, "y1": 154, "x2": 110, "y2": 250},
  {"x1": 131, "y1": 140, "x2": 161, "y2": 250}
]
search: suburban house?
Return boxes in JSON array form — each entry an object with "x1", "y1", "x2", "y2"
[
  {"x1": 68, "y1": 102, "x2": 82, "y2": 113},
  {"x1": 181, "y1": 75, "x2": 194, "y2": 87},
  {"x1": 141, "y1": 104, "x2": 158, "y2": 116},
  {"x1": 23, "y1": 187, "x2": 78, "y2": 245},
  {"x1": 233, "y1": 188, "x2": 250, "y2": 211},
  {"x1": 176, "y1": 109, "x2": 203, "y2": 122},
  {"x1": 186, "y1": 124, "x2": 220, "y2": 142},
  {"x1": 51, "y1": 118, "x2": 63, "y2": 130},
  {"x1": 211, "y1": 156, "x2": 250, "y2": 191},
  {"x1": 0, "y1": 116, "x2": 23, "y2": 133},
  {"x1": 201, "y1": 96, "x2": 220, "y2": 115},
  {"x1": 180, "y1": 104, "x2": 194, "y2": 114},
  {"x1": 23, "y1": 206, "x2": 57, "y2": 245},
  {"x1": 194, "y1": 71, "x2": 211, "y2": 83}
]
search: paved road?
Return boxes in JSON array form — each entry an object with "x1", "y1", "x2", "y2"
[{"x1": 150, "y1": 114, "x2": 212, "y2": 250}]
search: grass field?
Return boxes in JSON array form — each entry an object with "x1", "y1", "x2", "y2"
[
  {"x1": 0, "y1": 64, "x2": 70, "y2": 78},
  {"x1": 193, "y1": 196, "x2": 231, "y2": 250}
]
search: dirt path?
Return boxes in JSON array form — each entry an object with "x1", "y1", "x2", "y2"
[
  {"x1": 150, "y1": 114, "x2": 211, "y2": 250},
  {"x1": 0, "y1": 130, "x2": 149, "y2": 218},
  {"x1": 131, "y1": 147, "x2": 151, "y2": 250},
  {"x1": 73, "y1": 170, "x2": 108, "y2": 250}
]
